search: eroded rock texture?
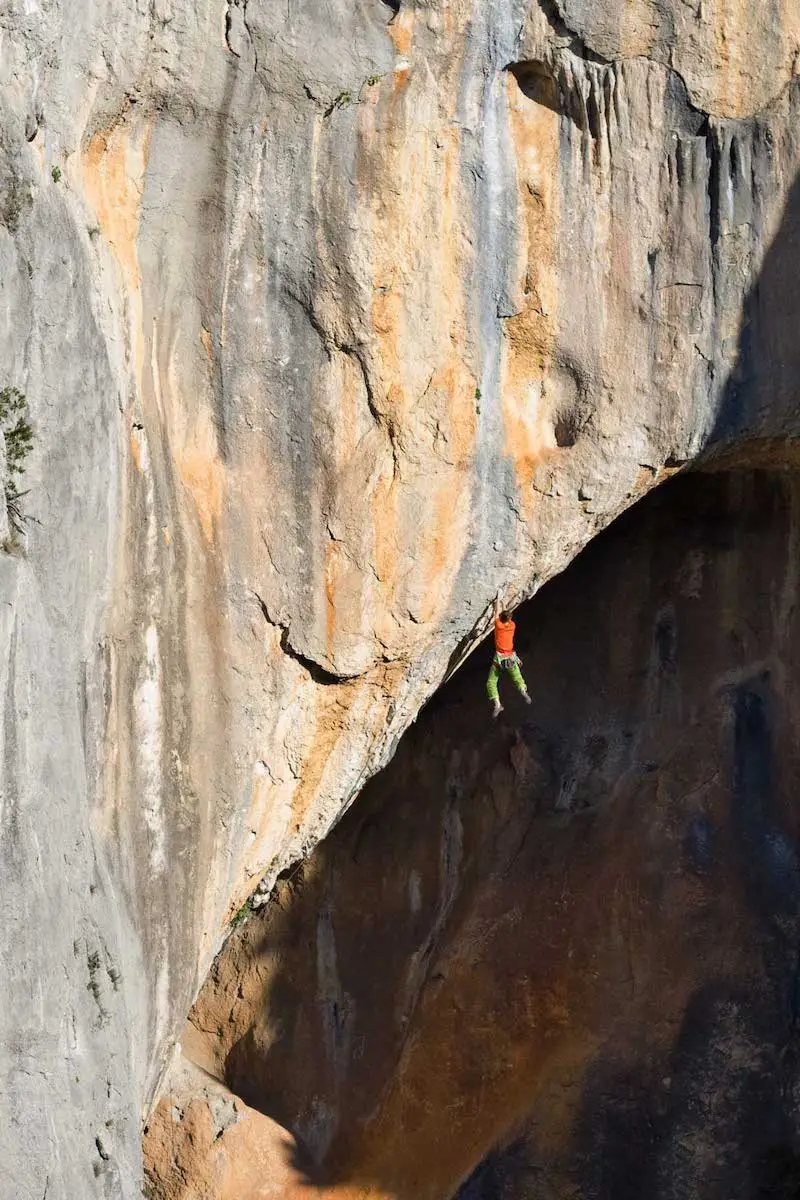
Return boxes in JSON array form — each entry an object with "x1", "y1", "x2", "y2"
[
  {"x1": 162, "y1": 469, "x2": 800, "y2": 1199},
  {"x1": 0, "y1": 0, "x2": 799, "y2": 1194}
]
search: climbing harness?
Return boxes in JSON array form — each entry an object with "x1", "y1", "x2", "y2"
[{"x1": 494, "y1": 651, "x2": 522, "y2": 671}]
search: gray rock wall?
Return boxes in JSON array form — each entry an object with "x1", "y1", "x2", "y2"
[{"x1": 0, "y1": 0, "x2": 799, "y2": 1194}]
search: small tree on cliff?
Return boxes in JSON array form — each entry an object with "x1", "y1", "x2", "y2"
[{"x1": 0, "y1": 386, "x2": 33, "y2": 542}]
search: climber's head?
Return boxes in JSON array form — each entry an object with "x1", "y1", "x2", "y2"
[{"x1": 499, "y1": 610, "x2": 511, "y2": 624}]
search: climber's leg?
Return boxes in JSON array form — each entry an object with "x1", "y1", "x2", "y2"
[
  {"x1": 507, "y1": 660, "x2": 532, "y2": 705},
  {"x1": 486, "y1": 661, "x2": 503, "y2": 717}
]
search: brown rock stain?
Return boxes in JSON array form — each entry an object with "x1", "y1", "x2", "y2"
[
  {"x1": 355, "y1": 65, "x2": 476, "y2": 632},
  {"x1": 224, "y1": 706, "x2": 349, "y2": 922},
  {"x1": 140, "y1": 308, "x2": 223, "y2": 550},
  {"x1": 292, "y1": 659, "x2": 406, "y2": 837},
  {"x1": 371, "y1": 464, "x2": 400, "y2": 607},
  {"x1": 786, "y1": 0, "x2": 800, "y2": 80},
  {"x1": 324, "y1": 539, "x2": 339, "y2": 657},
  {"x1": 200, "y1": 327, "x2": 214, "y2": 363},
  {"x1": 706, "y1": 0, "x2": 800, "y2": 116},
  {"x1": 227, "y1": 764, "x2": 289, "y2": 923},
  {"x1": 145, "y1": 1081, "x2": 347, "y2": 1200},
  {"x1": 618, "y1": 0, "x2": 660, "y2": 58},
  {"x1": 417, "y1": 474, "x2": 467, "y2": 622},
  {"x1": 430, "y1": 361, "x2": 477, "y2": 468},
  {"x1": 387, "y1": 9, "x2": 414, "y2": 58},
  {"x1": 146, "y1": 313, "x2": 224, "y2": 545},
  {"x1": 392, "y1": 66, "x2": 411, "y2": 95},
  {"x1": 81, "y1": 117, "x2": 152, "y2": 294},
  {"x1": 225, "y1": 657, "x2": 408, "y2": 932},
  {"x1": 174, "y1": 409, "x2": 224, "y2": 544},
  {"x1": 130, "y1": 425, "x2": 146, "y2": 473},
  {"x1": 284, "y1": 694, "x2": 354, "y2": 833},
  {"x1": 501, "y1": 72, "x2": 560, "y2": 502},
  {"x1": 81, "y1": 116, "x2": 153, "y2": 394},
  {"x1": 713, "y1": 0, "x2": 743, "y2": 115},
  {"x1": 319, "y1": 346, "x2": 385, "y2": 658}
]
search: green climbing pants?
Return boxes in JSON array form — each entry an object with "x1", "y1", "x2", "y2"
[{"x1": 486, "y1": 654, "x2": 527, "y2": 702}]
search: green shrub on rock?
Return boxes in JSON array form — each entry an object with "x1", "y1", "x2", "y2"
[{"x1": 0, "y1": 386, "x2": 33, "y2": 542}]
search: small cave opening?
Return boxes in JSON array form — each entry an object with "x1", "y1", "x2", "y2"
[
  {"x1": 147, "y1": 466, "x2": 800, "y2": 1200},
  {"x1": 508, "y1": 59, "x2": 560, "y2": 115},
  {"x1": 553, "y1": 409, "x2": 580, "y2": 448},
  {"x1": 508, "y1": 50, "x2": 610, "y2": 138}
]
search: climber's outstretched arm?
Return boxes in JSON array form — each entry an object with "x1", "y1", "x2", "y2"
[{"x1": 493, "y1": 591, "x2": 502, "y2": 621}]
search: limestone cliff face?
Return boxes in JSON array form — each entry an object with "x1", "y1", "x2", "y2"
[{"x1": 0, "y1": 0, "x2": 799, "y2": 1195}]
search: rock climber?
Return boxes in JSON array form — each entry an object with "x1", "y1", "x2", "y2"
[{"x1": 487, "y1": 591, "x2": 532, "y2": 718}]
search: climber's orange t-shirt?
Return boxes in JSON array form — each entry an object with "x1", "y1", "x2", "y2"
[{"x1": 494, "y1": 617, "x2": 515, "y2": 656}]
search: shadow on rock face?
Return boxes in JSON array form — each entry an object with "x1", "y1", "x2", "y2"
[
  {"x1": 455, "y1": 1137, "x2": 542, "y2": 1200},
  {"x1": 752, "y1": 1146, "x2": 800, "y2": 1200},
  {"x1": 709, "y1": 153, "x2": 800, "y2": 454},
  {"x1": 569, "y1": 982, "x2": 786, "y2": 1200}
]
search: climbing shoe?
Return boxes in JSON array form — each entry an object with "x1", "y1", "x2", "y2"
[
  {"x1": 492, "y1": 699, "x2": 503, "y2": 719},
  {"x1": 521, "y1": 691, "x2": 532, "y2": 705}
]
